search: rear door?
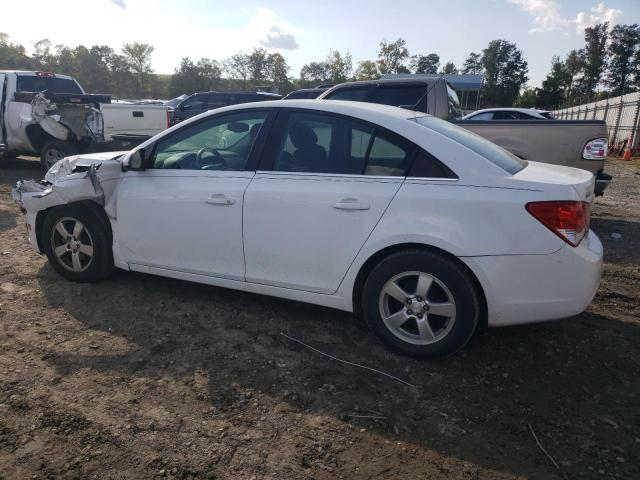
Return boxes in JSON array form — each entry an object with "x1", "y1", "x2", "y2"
[{"x1": 243, "y1": 109, "x2": 416, "y2": 294}]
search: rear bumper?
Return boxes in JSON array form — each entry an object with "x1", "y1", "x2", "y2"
[
  {"x1": 594, "y1": 171, "x2": 611, "y2": 196},
  {"x1": 462, "y1": 230, "x2": 603, "y2": 327}
]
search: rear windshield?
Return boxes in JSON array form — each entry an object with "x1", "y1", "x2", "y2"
[
  {"x1": 446, "y1": 83, "x2": 462, "y2": 119},
  {"x1": 416, "y1": 116, "x2": 526, "y2": 175},
  {"x1": 16, "y1": 75, "x2": 83, "y2": 94}
]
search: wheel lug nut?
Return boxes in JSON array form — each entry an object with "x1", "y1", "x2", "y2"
[
  {"x1": 417, "y1": 297, "x2": 422, "y2": 302},
  {"x1": 407, "y1": 309, "x2": 413, "y2": 315},
  {"x1": 417, "y1": 313, "x2": 423, "y2": 319}
]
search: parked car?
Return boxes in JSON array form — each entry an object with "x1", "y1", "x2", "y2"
[
  {"x1": 170, "y1": 91, "x2": 281, "y2": 125},
  {"x1": 462, "y1": 108, "x2": 556, "y2": 120},
  {"x1": 0, "y1": 71, "x2": 170, "y2": 170},
  {"x1": 319, "y1": 78, "x2": 610, "y2": 194},
  {"x1": 12, "y1": 100, "x2": 602, "y2": 358},
  {"x1": 283, "y1": 87, "x2": 329, "y2": 99}
]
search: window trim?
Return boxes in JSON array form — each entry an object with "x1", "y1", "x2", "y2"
[{"x1": 145, "y1": 108, "x2": 277, "y2": 171}]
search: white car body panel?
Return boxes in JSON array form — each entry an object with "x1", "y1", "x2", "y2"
[
  {"x1": 116, "y1": 169, "x2": 252, "y2": 281},
  {"x1": 11, "y1": 100, "x2": 603, "y2": 329},
  {"x1": 243, "y1": 172, "x2": 402, "y2": 294}
]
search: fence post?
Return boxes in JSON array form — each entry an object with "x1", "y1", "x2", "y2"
[
  {"x1": 611, "y1": 95, "x2": 625, "y2": 147},
  {"x1": 629, "y1": 93, "x2": 640, "y2": 152}
]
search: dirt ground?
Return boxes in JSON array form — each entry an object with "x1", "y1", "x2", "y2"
[{"x1": 0, "y1": 156, "x2": 638, "y2": 480}]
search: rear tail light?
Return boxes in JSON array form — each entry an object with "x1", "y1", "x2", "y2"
[
  {"x1": 526, "y1": 201, "x2": 590, "y2": 247},
  {"x1": 166, "y1": 109, "x2": 171, "y2": 129},
  {"x1": 582, "y1": 138, "x2": 608, "y2": 160}
]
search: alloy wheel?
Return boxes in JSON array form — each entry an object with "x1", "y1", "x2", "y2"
[
  {"x1": 50, "y1": 217, "x2": 94, "y2": 273},
  {"x1": 378, "y1": 271, "x2": 457, "y2": 345}
]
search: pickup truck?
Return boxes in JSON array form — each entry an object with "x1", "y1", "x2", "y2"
[
  {"x1": 319, "y1": 78, "x2": 611, "y2": 194},
  {"x1": 0, "y1": 71, "x2": 170, "y2": 170}
]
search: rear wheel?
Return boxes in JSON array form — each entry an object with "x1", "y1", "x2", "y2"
[
  {"x1": 362, "y1": 249, "x2": 480, "y2": 358},
  {"x1": 40, "y1": 140, "x2": 78, "y2": 171},
  {"x1": 42, "y1": 204, "x2": 113, "y2": 282}
]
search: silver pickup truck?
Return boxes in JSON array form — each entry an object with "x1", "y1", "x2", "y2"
[
  {"x1": 319, "y1": 78, "x2": 610, "y2": 194},
  {"x1": 0, "y1": 70, "x2": 170, "y2": 170}
]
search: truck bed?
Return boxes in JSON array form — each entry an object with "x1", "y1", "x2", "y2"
[{"x1": 452, "y1": 119, "x2": 607, "y2": 175}]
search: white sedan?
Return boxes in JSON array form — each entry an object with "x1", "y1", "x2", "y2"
[
  {"x1": 462, "y1": 108, "x2": 556, "y2": 120},
  {"x1": 12, "y1": 100, "x2": 603, "y2": 358}
]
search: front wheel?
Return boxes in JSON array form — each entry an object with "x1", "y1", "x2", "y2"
[
  {"x1": 362, "y1": 250, "x2": 481, "y2": 358},
  {"x1": 42, "y1": 204, "x2": 114, "y2": 282},
  {"x1": 40, "y1": 140, "x2": 78, "y2": 171}
]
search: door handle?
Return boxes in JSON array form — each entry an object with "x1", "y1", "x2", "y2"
[
  {"x1": 333, "y1": 198, "x2": 370, "y2": 210},
  {"x1": 206, "y1": 194, "x2": 235, "y2": 205}
]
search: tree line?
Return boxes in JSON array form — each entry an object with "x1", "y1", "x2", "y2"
[{"x1": 1, "y1": 24, "x2": 638, "y2": 108}]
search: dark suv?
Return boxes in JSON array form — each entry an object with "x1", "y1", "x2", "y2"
[{"x1": 170, "y1": 91, "x2": 281, "y2": 125}]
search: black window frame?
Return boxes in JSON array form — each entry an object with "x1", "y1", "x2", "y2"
[
  {"x1": 257, "y1": 107, "x2": 456, "y2": 179},
  {"x1": 142, "y1": 107, "x2": 278, "y2": 171}
]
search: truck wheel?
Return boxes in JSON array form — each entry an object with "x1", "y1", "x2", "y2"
[
  {"x1": 42, "y1": 204, "x2": 114, "y2": 283},
  {"x1": 40, "y1": 140, "x2": 78, "y2": 171}
]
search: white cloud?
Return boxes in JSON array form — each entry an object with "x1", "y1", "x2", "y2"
[
  {"x1": 109, "y1": 0, "x2": 126, "y2": 9},
  {"x1": 0, "y1": 2, "x2": 302, "y2": 74},
  {"x1": 574, "y1": 3, "x2": 623, "y2": 33},
  {"x1": 260, "y1": 26, "x2": 299, "y2": 50},
  {"x1": 508, "y1": 0, "x2": 623, "y2": 34}
]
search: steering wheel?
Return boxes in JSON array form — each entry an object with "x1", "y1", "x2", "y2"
[{"x1": 196, "y1": 147, "x2": 227, "y2": 169}]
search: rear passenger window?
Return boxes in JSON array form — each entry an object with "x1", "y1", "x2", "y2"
[
  {"x1": 365, "y1": 133, "x2": 413, "y2": 176},
  {"x1": 272, "y1": 111, "x2": 417, "y2": 177}
]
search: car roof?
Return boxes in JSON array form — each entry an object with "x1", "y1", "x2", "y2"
[
  {"x1": 191, "y1": 91, "x2": 281, "y2": 97},
  {"x1": 0, "y1": 70, "x2": 76, "y2": 81},
  {"x1": 469, "y1": 108, "x2": 551, "y2": 114}
]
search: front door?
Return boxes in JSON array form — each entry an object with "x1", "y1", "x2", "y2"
[
  {"x1": 243, "y1": 109, "x2": 416, "y2": 294},
  {"x1": 116, "y1": 109, "x2": 271, "y2": 280}
]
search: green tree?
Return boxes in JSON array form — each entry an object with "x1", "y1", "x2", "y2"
[
  {"x1": 440, "y1": 62, "x2": 458, "y2": 74},
  {"x1": 605, "y1": 24, "x2": 640, "y2": 96},
  {"x1": 121, "y1": 42, "x2": 154, "y2": 96},
  {"x1": 377, "y1": 38, "x2": 410, "y2": 74},
  {"x1": 247, "y1": 48, "x2": 269, "y2": 85},
  {"x1": 481, "y1": 39, "x2": 529, "y2": 106},
  {"x1": 224, "y1": 53, "x2": 251, "y2": 88},
  {"x1": 0, "y1": 33, "x2": 32, "y2": 69},
  {"x1": 300, "y1": 61, "x2": 329, "y2": 85},
  {"x1": 536, "y1": 56, "x2": 571, "y2": 108},
  {"x1": 354, "y1": 60, "x2": 379, "y2": 80},
  {"x1": 513, "y1": 88, "x2": 536, "y2": 108},
  {"x1": 576, "y1": 23, "x2": 609, "y2": 98},
  {"x1": 461, "y1": 52, "x2": 482, "y2": 74},
  {"x1": 412, "y1": 53, "x2": 439, "y2": 74},
  {"x1": 564, "y1": 49, "x2": 583, "y2": 101},
  {"x1": 266, "y1": 52, "x2": 291, "y2": 93},
  {"x1": 325, "y1": 50, "x2": 352, "y2": 83},
  {"x1": 32, "y1": 39, "x2": 56, "y2": 70}
]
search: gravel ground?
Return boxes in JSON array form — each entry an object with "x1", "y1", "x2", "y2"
[{"x1": 0, "y1": 156, "x2": 638, "y2": 480}]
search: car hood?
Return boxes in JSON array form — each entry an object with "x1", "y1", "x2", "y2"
[{"x1": 45, "y1": 151, "x2": 128, "y2": 184}]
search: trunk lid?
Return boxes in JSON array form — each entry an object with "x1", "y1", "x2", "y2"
[{"x1": 511, "y1": 161, "x2": 595, "y2": 202}]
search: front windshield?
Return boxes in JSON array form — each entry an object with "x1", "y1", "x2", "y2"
[{"x1": 416, "y1": 115, "x2": 526, "y2": 175}]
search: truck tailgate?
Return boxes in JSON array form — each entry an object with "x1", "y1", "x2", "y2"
[
  {"x1": 452, "y1": 120, "x2": 607, "y2": 175},
  {"x1": 100, "y1": 104, "x2": 169, "y2": 141}
]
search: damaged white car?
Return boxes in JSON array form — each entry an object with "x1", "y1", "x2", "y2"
[{"x1": 12, "y1": 100, "x2": 603, "y2": 358}]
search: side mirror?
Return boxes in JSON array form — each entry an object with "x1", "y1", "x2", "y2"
[{"x1": 128, "y1": 149, "x2": 145, "y2": 171}]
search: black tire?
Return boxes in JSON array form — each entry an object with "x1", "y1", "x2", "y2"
[
  {"x1": 362, "y1": 249, "x2": 480, "y2": 358},
  {"x1": 42, "y1": 204, "x2": 114, "y2": 283},
  {"x1": 40, "y1": 140, "x2": 78, "y2": 171}
]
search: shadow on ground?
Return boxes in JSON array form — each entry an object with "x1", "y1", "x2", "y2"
[{"x1": 36, "y1": 261, "x2": 640, "y2": 479}]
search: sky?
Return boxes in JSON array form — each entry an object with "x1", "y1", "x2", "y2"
[{"x1": 2, "y1": 0, "x2": 639, "y2": 87}]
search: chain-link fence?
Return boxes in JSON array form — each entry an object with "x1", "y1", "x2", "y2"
[{"x1": 553, "y1": 91, "x2": 640, "y2": 154}]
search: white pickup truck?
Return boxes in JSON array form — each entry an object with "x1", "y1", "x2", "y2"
[{"x1": 0, "y1": 71, "x2": 170, "y2": 170}]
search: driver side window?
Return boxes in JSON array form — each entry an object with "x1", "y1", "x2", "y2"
[{"x1": 151, "y1": 111, "x2": 268, "y2": 170}]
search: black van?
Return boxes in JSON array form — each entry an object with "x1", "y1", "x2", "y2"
[{"x1": 170, "y1": 91, "x2": 281, "y2": 125}]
